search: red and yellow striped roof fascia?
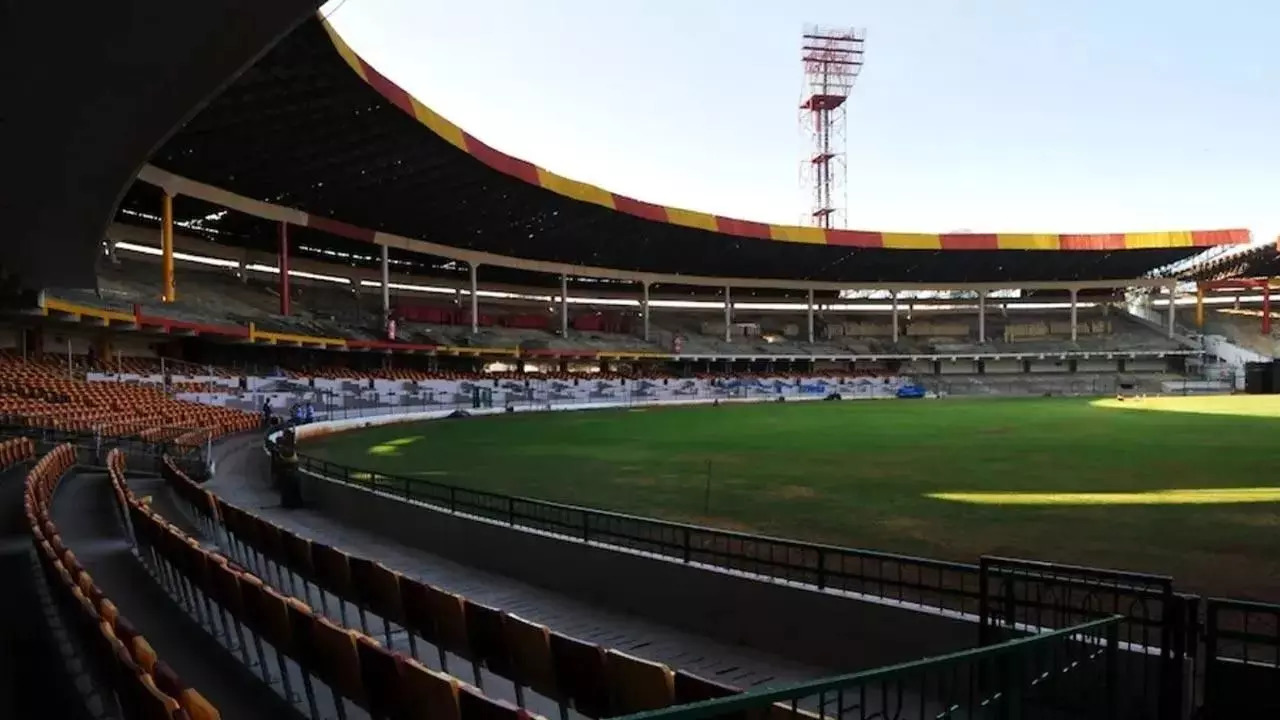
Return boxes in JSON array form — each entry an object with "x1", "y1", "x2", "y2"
[{"x1": 315, "y1": 17, "x2": 1250, "y2": 253}]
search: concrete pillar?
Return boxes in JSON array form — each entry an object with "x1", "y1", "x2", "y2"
[
  {"x1": 891, "y1": 293, "x2": 900, "y2": 344},
  {"x1": 278, "y1": 221, "x2": 289, "y2": 315},
  {"x1": 1167, "y1": 282, "x2": 1177, "y2": 338},
  {"x1": 724, "y1": 286, "x2": 732, "y2": 343},
  {"x1": 1194, "y1": 285, "x2": 1204, "y2": 328},
  {"x1": 1070, "y1": 288, "x2": 1079, "y2": 342},
  {"x1": 1262, "y1": 281, "x2": 1272, "y2": 336},
  {"x1": 469, "y1": 263, "x2": 479, "y2": 334},
  {"x1": 161, "y1": 192, "x2": 175, "y2": 303},
  {"x1": 642, "y1": 282, "x2": 651, "y2": 342},
  {"x1": 560, "y1": 274, "x2": 569, "y2": 336},
  {"x1": 380, "y1": 244, "x2": 390, "y2": 318},
  {"x1": 807, "y1": 289, "x2": 815, "y2": 344},
  {"x1": 977, "y1": 291, "x2": 986, "y2": 343}
]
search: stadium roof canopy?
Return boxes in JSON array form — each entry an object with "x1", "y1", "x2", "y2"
[
  {"x1": 1181, "y1": 241, "x2": 1280, "y2": 283},
  {"x1": 123, "y1": 16, "x2": 1250, "y2": 288},
  {"x1": 0, "y1": 0, "x2": 320, "y2": 291}
]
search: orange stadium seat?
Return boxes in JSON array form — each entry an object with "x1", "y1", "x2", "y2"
[
  {"x1": 144, "y1": 455, "x2": 760, "y2": 720},
  {"x1": 22, "y1": 443, "x2": 214, "y2": 719},
  {"x1": 549, "y1": 631, "x2": 610, "y2": 718}
]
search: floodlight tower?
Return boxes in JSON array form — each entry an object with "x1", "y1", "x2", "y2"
[{"x1": 801, "y1": 25, "x2": 865, "y2": 229}]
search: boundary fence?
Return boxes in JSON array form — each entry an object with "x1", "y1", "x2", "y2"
[
  {"x1": 292, "y1": 449, "x2": 983, "y2": 615},
  {"x1": 286, "y1": 436, "x2": 1280, "y2": 720}
]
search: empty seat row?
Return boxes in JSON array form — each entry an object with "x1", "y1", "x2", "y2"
[
  {"x1": 0, "y1": 353, "x2": 256, "y2": 439},
  {"x1": 115, "y1": 450, "x2": 536, "y2": 720},
  {"x1": 0, "y1": 435, "x2": 35, "y2": 467},
  {"x1": 25, "y1": 443, "x2": 218, "y2": 720},
  {"x1": 159, "y1": 460, "x2": 750, "y2": 718}
]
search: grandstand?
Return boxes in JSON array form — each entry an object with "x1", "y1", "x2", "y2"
[{"x1": 2, "y1": 4, "x2": 1279, "y2": 720}]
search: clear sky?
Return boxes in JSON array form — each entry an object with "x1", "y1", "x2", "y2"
[{"x1": 322, "y1": 0, "x2": 1278, "y2": 240}]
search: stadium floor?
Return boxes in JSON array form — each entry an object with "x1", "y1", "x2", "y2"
[
  {"x1": 205, "y1": 434, "x2": 830, "y2": 690},
  {"x1": 301, "y1": 396, "x2": 1280, "y2": 601}
]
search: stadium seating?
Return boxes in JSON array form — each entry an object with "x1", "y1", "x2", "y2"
[
  {"x1": 157, "y1": 458, "x2": 765, "y2": 719},
  {"x1": 104, "y1": 448, "x2": 553, "y2": 719},
  {"x1": 46, "y1": 253, "x2": 1186, "y2": 361},
  {"x1": 0, "y1": 352, "x2": 255, "y2": 440},
  {"x1": 24, "y1": 442, "x2": 220, "y2": 719},
  {"x1": 1182, "y1": 308, "x2": 1280, "y2": 358}
]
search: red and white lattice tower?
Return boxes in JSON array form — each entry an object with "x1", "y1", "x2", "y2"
[{"x1": 800, "y1": 25, "x2": 865, "y2": 229}]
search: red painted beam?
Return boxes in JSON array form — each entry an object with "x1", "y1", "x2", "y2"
[{"x1": 1200, "y1": 277, "x2": 1269, "y2": 291}]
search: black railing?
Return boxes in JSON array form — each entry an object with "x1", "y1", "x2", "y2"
[
  {"x1": 286, "y1": 441, "x2": 1280, "y2": 720},
  {"x1": 0, "y1": 419, "x2": 210, "y2": 476},
  {"x1": 1204, "y1": 598, "x2": 1280, "y2": 718},
  {"x1": 619, "y1": 615, "x2": 1125, "y2": 720},
  {"x1": 289, "y1": 450, "x2": 984, "y2": 615},
  {"x1": 978, "y1": 556, "x2": 1197, "y2": 720}
]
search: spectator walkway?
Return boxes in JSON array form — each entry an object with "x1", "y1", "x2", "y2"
[{"x1": 51, "y1": 469, "x2": 304, "y2": 720}]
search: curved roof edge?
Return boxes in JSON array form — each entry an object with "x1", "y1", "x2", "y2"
[
  {"x1": 318, "y1": 17, "x2": 1249, "y2": 253},
  {"x1": 137, "y1": 164, "x2": 1179, "y2": 292}
]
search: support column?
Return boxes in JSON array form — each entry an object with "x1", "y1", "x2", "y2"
[
  {"x1": 891, "y1": 293, "x2": 900, "y2": 344},
  {"x1": 977, "y1": 291, "x2": 986, "y2": 343},
  {"x1": 724, "y1": 286, "x2": 732, "y2": 343},
  {"x1": 559, "y1": 274, "x2": 569, "y2": 336},
  {"x1": 1069, "y1": 288, "x2": 1079, "y2": 342},
  {"x1": 469, "y1": 263, "x2": 479, "y2": 334},
  {"x1": 807, "y1": 289, "x2": 815, "y2": 344},
  {"x1": 1166, "y1": 282, "x2": 1177, "y2": 338},
  {"x1": 380, "y1": 244, "x2": 390, "y2": 319},
  {"x1": 279, "y1": 221, "x2": 290, "y2": 315},
  {"x1": 641, "y1": 282, "x2": 651, "y2": 342},
  {"x1": 161, "y1": 192, "x2": 175, "y2": 303},
  {"x1": 1194, "y1": 284, "x2": 1204, "y2": 329},
  {"x1": 1263, "y1": 280, "x2": 1273, "y2": 336}
]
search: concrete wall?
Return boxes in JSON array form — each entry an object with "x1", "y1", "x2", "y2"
[
  {"x1": 294, "y1": 471, "x2": 978, "y2": 672},
  {"x1": 1077, "y1": 359, "x2": 1120, "y2": 373},
  {"x1": 983, "y1": 359, "x2": 1022, "y2": 374},
  {"x1": 1028, "y1": 359, "x2": 1072, "y2": 373},
  {"x1": 901, "y1": 360, "x2": 934, "y2": 375},
  {"x1": 939, "y1": 359, "x2": 979, "y2": 375},
  {"x1": 1126, "y1": 359, "x2": 1167, "y2": 373},
  {"x1": 40, "y1": 328, "x2": 159, "y2": 357}
]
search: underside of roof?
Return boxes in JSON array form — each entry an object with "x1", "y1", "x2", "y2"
[
  {"x1": 1183, "y1": 241, "x2": 1280, "y2": 282},
  {"x1": 122, "y1": 16, "x2": 1249, "y2": 286},
  {"x1": 1, "y1": 0, "x2": 319, "y2": 292}
]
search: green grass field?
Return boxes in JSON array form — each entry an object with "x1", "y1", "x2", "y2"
[{"x1": 302, "y1": 396, "x2": 1280, "y2": 600}]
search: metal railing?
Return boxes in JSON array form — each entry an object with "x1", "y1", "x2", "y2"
[
  {"x1": 0, "y1": 419, "x2": 211, "y2": 476},
  {"x1": 280, "y1": 431, "x2": 1280, "y2": 720},
  {"x1": 1203, "y1": 598, "x2": 1280, "y2": 718},
  {"x1": 978, "y1": 557, "x2": 1196, "y2": 720},
  {"x1": 289, "y1": 449, "x2": 984, "y2": 614},
  {"x1": 617, "y1": 615, "x2": 1124, "y2": 720}
]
